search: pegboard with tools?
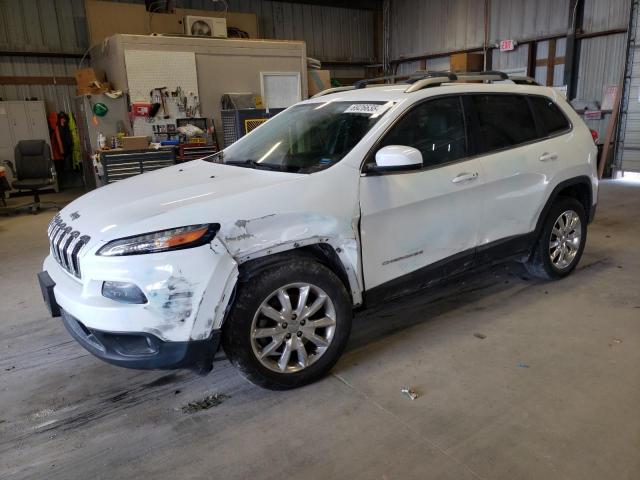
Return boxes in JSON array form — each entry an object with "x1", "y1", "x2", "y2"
[
  {"x1": 124, "y1": 49, "x2": 201, "y2": 137},
  {"x1": 132, "y1": 89, "x2": 202, "y2": 139}
]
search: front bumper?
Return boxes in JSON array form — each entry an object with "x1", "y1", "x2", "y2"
[
  {"x1": 38, "y1": 269, "x2": 222, "y2": 371},
  {"x1": 41, "y1": 238, "x2": 238, "y2": 342},
  {"x1": 61, "y1": 308, "x2": 220, "y2": 370}
]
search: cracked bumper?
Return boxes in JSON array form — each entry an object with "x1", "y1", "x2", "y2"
[
  {"x1": 60, "y1": 308, "x2": 220, "y2": 370},
  {"x1": 38, "y1": 269, "x2": 221, "y2": 370},
  {"x1": 41, "y1": 238, "x2": 238, "y2": 343}
]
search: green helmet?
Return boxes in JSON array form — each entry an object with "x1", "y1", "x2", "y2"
[{"x1": 92, "y1": 102, "x2": 109, "y2": 117}]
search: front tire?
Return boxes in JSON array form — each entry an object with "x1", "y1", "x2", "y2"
[
  {"x1": 525, "y1": 197, "x2": 587, "y2": 280},
  {"x1": 222, "y1": 257, "x2": 352, "y2": 390}
]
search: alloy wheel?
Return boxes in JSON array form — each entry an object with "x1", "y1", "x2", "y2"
[
  {"x1": 250, "y1": 283, "x2": 337, "y2": 373},
  {"x1": 549, "y1": 209, "x2": 582, "y2": 270}
]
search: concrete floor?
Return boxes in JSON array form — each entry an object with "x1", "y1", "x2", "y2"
[{"x1": 0, "y1": 181, "x2": 639, "y2": 480}]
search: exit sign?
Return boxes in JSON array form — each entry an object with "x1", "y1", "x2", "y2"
[{"x1": 500, "y1": 39, "x2": 516, "y2": 52}]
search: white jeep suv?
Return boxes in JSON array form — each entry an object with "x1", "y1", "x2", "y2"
[{"x1": 39, "y1": 71, "x2": 598, "y2": 389}]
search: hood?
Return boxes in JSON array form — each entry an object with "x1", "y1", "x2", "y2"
[{"x1": 59, "y1": 161, "x2": 301, "y2": 242}]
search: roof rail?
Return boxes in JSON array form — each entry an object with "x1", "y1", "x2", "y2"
[
  {"x1": 311, "y1": 70, "x2": 541, "y2": 98},
  {"x1": 509, "y1": 76, "x2": 540, "y2": 85},
  {"x1": 405, "y1": 70, "x2": 540, "y2": 93},
  {"x1": 310, "y1": 83, "x2": 401, "y2": 98},
  {"x1": 455, "y1": 74, "x2": 506, "y2": 82},
  {"x1": 451, "y1": 71, "x2": 541, "y2": 85},
  {"x1": 353, "y1": 74, "x2": 404, "y2": 89},
  {"x1": 407, "y1": 71, "x2": 458, "y2": 83},
  {"x1": 312, "y1": 71, "x2": 455, "y2": 98},
  {"x1": 472, "y1": 70, "x2": 508, "y2": 80},
  {"x1": 354, "y1": 71, "x2": 456, "y2": 89},
  {"x1": 405, "y1": 75, "x2": 458, "y2": 93},
  {"x1": 310, "y1": 86, "x2": 355, "y2": 98}
]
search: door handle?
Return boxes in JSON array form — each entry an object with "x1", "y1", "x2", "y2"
[
  {"x1": 452, "y1": 172, "x2": 479, "y2": 184},
  {"x1": 539, "y1": 152, "x2": 558, "y2": 162}
]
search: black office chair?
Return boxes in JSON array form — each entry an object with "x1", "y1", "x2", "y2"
[{"x1": 3, "y1": 140, "x2": 58, "y2": 213}]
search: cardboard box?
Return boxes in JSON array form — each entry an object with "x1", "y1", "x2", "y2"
[
  {"x1": 75, "y1": 68, "x2": 110, "y2": 95},
  {"x1": 308, "y1": 70, "x2": 331, "y2": 96},
  {"x1": 76, "y1": 82, "x2": 111, "y2": 96},
  {"x1": 75, "y1": 68, "x2": 102, "y2": 86},
  {"x1": 122, "y1": 136, "x2": 150, "y2": 150},
  {"x1": 450, "y1": 53, "x2": 485, "y2": 73}
]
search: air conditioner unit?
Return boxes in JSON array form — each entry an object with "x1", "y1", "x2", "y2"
[{"x1": 183, "y1": 16, "x2": 227, "y2": 38}]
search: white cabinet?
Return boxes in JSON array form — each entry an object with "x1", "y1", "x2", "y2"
[
  {"x1": 7, "y1": 103, "x2": 34, "y2": 143},
  {"x1": 26, "y1": 103, "x2": 50, "y2": 143},
  {"x1": 0, "y1": 109, "x2": 13, "y2": 165},
  {"x1": 0, "y1": 101, "x2": 52, "y2": 191}
]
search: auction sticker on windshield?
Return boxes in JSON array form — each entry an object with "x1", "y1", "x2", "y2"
[{"x1": 344, "y1": 103, "x2": 385, "y2": 114}]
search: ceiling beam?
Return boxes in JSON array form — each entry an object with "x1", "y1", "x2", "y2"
[
  {"x1": 0, "y1": 50, "x2": 84, "y2": 59},
  {"x1": 271, "y1": 0, "x2": 382, "y2": 11}
]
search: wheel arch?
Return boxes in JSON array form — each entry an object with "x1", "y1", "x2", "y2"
[
  {"x1": 236, "y1": 243, "x2": 361, "y2": 308},
  {"x1": 534, "y1": 176, "x2": 593, "y2": 239}
]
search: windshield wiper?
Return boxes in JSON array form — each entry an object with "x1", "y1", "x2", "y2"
[{"x1": 225, "y1": 159, "x2": 294, "y2": 172}]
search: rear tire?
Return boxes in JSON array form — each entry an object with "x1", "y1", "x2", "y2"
[
  {"x1": 525, "y1": 197, "x2": 587, "y2": 280},
  {"x1": 222, "y1": 257, "x2": 352, "y2": 390}
]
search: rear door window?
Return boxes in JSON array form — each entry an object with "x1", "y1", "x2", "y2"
[
  {"x1": 471, "y1": 95, "x2": 538, "y2": 152},
  {"x1": 529, "y1": 96, "x2": 570, "y2": 135}
]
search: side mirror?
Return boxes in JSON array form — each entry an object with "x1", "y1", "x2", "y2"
[{"x1": 369, "y1": 145, "x2": 423, "y2": 173}]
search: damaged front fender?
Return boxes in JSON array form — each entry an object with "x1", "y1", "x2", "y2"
[
  {"x1": 217, "y1": 212, "x2": 363, "y2": 306},
  {"x1": 191, "y1": 240, "x2": 239, "y2": 336}
]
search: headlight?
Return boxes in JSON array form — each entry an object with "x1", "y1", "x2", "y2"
[{"x1": 97, "y1": 224, "x2": 219, "y2": 256}]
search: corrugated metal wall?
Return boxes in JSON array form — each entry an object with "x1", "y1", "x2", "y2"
[
  {"x1": 582, "y1": 0, "x2": 630, "y2": 33},
  {"x1": 576, "y1": 33, "x2": 627, "y2": 103},
  {"x1": 105, "y1": 0, "x2": 376, "y2": 62},
  {"x1": 615, "y1": 0, "x2": 640, "y2": 173},
  {"x1": 388, "y1": 0, "x2": 632, "y2": 141},
  {"x1": 576, "y1": 0, "x2": 630, "y2": 137},
  {"x1": 0, "y1": 0, "x2": 87, "y2": 110},
  {"x1": 389, "y1": 0, "x2": 485, "y2": 60},
  {"x1": 389, "y1": 0, "x2": 576, "y2": 62},
  {"x1": 0, "y1": 0, "x2": 88, "y2": 54},
  {"x1": 489, "y1": 0, "x2": 569, "y2": 43},
  {"x1": 576, "y1": 33, "x2": 628, "y2": 137},
  {"x1": 390, "y1": 0, "x2": 630, "y2": 65},
  {"x1": 491, "y1": 43, "x2": 529, "y2": 72},
  {"x1": 226, "y1": 0, "x2": 375, "y2": 62},
  {"x1": 0, "y1": 0, "x2": 633, "y2": 117},
  {"x1": 0, "y1": 57, "x2": 78, "y2": 112},
  {"x1": 0, "y1": 0, "x2": 375, "y2": 111}
]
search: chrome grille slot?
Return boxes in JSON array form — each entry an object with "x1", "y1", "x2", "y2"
[
  {"x1": 56, "y1": 226, "x2": 72, "y2": 267},
  {"x1": 71, "y1": 236, "x2": 90, "y2": 277},
  {"x1": 47, "y1": 214, "x2": 90, "y2": 279},
  {"x1": 51, "y1": 223, "x2": 67, "y2": 264},
  {"x1": 63, "y1": 231, "x2": 80, "y2": 273}
]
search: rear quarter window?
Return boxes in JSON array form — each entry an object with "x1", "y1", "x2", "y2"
[{"x1": 529, "y1": 96, "x2": 571, "y2": 135}]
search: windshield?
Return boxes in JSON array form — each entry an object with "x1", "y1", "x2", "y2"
[{"x1": 218, "y1": 101, "x2": 392, "y2": 173}]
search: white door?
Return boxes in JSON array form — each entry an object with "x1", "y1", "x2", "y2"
[
  {"x1": 471, "y1": 94, "x2": 564, "y2": 246},
  {"x1": 359, "y1": 96, "x2": 484, "y2": 290}
]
